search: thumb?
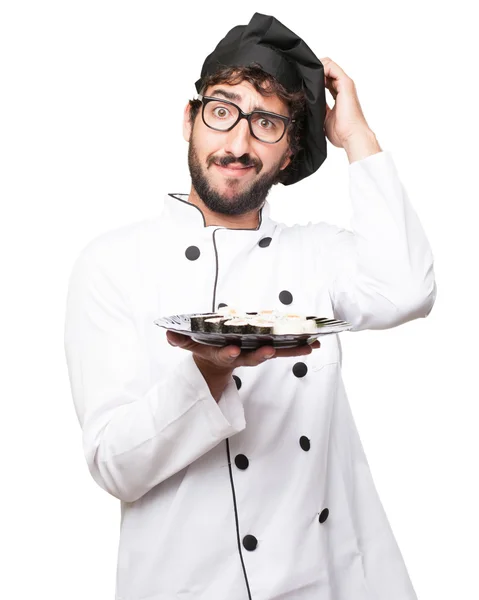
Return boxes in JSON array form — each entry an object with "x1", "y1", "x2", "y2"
[
  {"x1": 215, "y1": 345, "x2": 241, "y2": 364},
  {"x1": 167, "y1": 330, "x2": 188, "y2": 347}
]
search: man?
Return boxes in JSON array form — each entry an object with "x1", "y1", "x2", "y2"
[{"x1": 64, "y1": 13, "x2": 436, "y2": 600}]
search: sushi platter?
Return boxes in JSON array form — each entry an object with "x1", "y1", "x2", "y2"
[{"x1": 154, "y1": 306, "x2": 352, "y2": 349}]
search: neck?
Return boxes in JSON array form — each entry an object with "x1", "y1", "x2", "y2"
[{"x1": 187, "y1": 185, "x2": 261, "y2": 229}]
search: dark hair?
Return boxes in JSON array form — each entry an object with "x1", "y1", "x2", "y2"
[{"x1": 189, "y1": 63, "x2": 307, "y2": 184}]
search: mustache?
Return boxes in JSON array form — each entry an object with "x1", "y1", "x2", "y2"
[{"x1": 208, "y1": 154, "x2": 262, "y2": 173}]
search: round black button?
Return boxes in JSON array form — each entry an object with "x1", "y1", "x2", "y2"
[
  {"x1": 279, "y1": 290, "x2": 293, "y2": 305},
  {"x1": 242, "y1": 535, "x2": 258, "y2": 551},
  {"x1": 234, "y1": 454, "x2": 249, "y2": 470},
  {"x1": 218, "y1": 303, "x2": 228, "y2": 309},
  {"x1": 319, "y1": 508, "x2": 329, "y2": 524},
  {"x1": 299, "y1": 436, "x2": 311, "y2": 451},
  {"x1": 293, "y1": 362, "x2": 308, "y2": 378},
  {"x1": 258, "y1": 236, "x2": 272, "y2": 248},
  {"x1": 233, "y1": 375, "x2": 242, "y2": 390},
  {"x1": 185, "y1": 246, "x2": 200, "y2": 261}
]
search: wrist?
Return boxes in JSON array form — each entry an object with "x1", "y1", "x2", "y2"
[
  {"x1": 193, "y1": 355, "x2": 234, "y2": 402},
  {"x1": 193, "y1": 355, "x2": 233, "y2": 378},
  {"x1": 342, "y1": 128, "x2": 382, "y2": 164}
]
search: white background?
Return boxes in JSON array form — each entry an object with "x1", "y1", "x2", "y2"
[{"x1": 1, "y1": 1, "x2": 477, "y2": 598}]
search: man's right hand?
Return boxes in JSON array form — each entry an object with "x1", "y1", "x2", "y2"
[{"x1": 166, "y1": 330, "x2": 321, "y2": 402}]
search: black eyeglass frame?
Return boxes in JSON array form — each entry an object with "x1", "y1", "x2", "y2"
[{"x1": 196, "y1": 94, "x2": 295, "y2": 144}]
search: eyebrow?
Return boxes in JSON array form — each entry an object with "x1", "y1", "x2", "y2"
[{"x1": 209, "y1": 88, "x2": 268, "y2": 113}]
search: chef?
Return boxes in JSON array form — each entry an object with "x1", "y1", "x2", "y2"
[{"x1": 64, "y1": 12, "x2": 437, "y2": 600}]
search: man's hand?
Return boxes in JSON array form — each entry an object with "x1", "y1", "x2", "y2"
[
  {"x1": 166, "y1": 330, "x2": 321, "y2": 402},
  {"x1": 320, "y1": 56, "x2": 381, "y2": 161}
]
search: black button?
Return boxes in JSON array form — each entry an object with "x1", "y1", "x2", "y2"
[
  {"x1": 300, "y1": 436, "x2": 310, "y2": 451},
  {"x1": 218, "y1": 303, "x2": 228, "y2": 309},
  {"x1": 233, "y1": 375, "x2": 242, "y2": 390},
  {"x1": 234, "y1": 454, "x2": 249, "y2": 470},
  {"x1": 293, "y1": 362, "x2": 308, "y2": 378},
  {"x1": 279, "y1": 290, "x2": 293, "y2": 305},
  {"x1": 319, "y1": 508, "x2": 329, "y2": 523},
  {"x1": 242, "y1": 535, "x2": 258, "y2": 551},
  {"x1": 185, "y1": 246, "x2": 200, "y2": 261},
  {"x1": 258, "y1": 236, "x2": 272, "y2": 248}
]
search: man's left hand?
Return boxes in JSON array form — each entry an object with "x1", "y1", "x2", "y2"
[{"x1": 320, "y1": 57, "x2": 374, "y2": 148}]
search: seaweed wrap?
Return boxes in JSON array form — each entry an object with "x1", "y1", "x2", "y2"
[
  {"x1": 190, "y1": 313, "x2": 220, "y2": 332},
  {"x1": 223, "y1": 319, "x2": 252, "y2": 334},
  {"x1": 248, "y1": 318, "x2": 275, "y2": 334},
  {"x1": 203, "y1": 316, "x2": 229, "y2": 332}
]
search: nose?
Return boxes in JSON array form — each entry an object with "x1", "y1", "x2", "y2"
[{"x1": 223, "y1": 117, "x2": 253, "y2": 158}]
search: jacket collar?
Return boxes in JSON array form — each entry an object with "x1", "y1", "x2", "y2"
[{"x1": 163, "y1": 193, "x2": 272, "y2": 231}]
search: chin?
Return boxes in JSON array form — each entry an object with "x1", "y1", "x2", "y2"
[{"x1": 222, "y1": 183, "x2": 251, "y2": 200}]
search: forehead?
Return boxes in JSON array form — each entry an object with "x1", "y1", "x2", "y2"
[{"x1": 203, "y1": 80, "x2": 289, "y2": 116}]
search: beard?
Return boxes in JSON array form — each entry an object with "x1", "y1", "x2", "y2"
[{"x1": 187, "y1": 133, "x2": 288, "y2": 217}]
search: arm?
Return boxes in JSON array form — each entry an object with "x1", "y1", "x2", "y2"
[
  {"x1": 310, "y1": 148, "x2": 437, "y2": 330},
  {"x1": 63, "y1": 243, "x2": 245, "y2": 503},
  {"x1": 313, "y1": 58, "x2": 437, "y2": 330}
]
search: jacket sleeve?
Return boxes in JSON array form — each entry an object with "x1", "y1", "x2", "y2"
[
  {"x1": 63, "y1": 243, "x2": 246, "y2": 503},
  {"x1": 310, "y1": 150, "x2": 437, "y2": 330}
]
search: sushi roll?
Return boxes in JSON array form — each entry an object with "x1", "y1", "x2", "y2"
[
  {"x1": 258, "y1": 309, "x2": 280, "y2": 319},
  {"x1": 247, "y1": 318, "x2": 275, "y2": 334},
  {"x1": 273, "y1": 314, "x2": 307, "y2": 334},
  {"x1": 190, "y1": 313, "x2": 220, "y2": 332},
  {"x1": 302, "y1": 317, "x2": 319, "y2": 334},
  {"x1": 203, "y1": 316, "x2": 229, "y2": 333},
  {"x1": 216, "y1": 306, "x2": 247, "y2": 319},
  {"x1": 223, "y1": 319, "x2": 252, "y2": 334}
]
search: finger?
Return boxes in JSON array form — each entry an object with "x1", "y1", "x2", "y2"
[
  {"x1": 239, "y1": 345, "x2": 277, "y2": 367},
  {"x1": 166, "y1": 331, "x2": 216, "y2": 358},
  {"x1": 275, "y1": 347, "x2": 312, "y2": 359},
  {"x1": 325, "y1": 77, "x2": 338, "y2": 100},
  {"x1": 320, "y1": 57, "x2": 348, "y2": 81},
  {"x1": 321, "y1": 59, "x2": 352, "y2": 97},
  {"x1": 214, "y1": 344, "x2": 243, "y2": 365},
  {"x1": 273, "y1": 343, "x2": 319, "y2": 359},
  {"x1": 166, "y1": 330, "x2": 195, "y2": 348}
]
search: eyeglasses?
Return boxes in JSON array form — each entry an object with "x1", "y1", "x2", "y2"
[{"x1": 197, "y1": 95, "x2": 295, "y2": 144}]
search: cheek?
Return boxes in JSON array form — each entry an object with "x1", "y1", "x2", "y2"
[
  {"x1": 262, "y1": 147, "x2": 289, "y2": 171},
  {"x1": 195, "y1": 130, "x2": 223, "y2": 162}
]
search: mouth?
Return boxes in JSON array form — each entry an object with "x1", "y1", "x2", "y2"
[{"x1": 214, "y1": 163, "x2": 255, "y2": 177}]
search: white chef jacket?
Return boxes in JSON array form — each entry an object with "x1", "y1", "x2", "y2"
[{"x1": 63, "y1": 150, "x2": 437, "y2": 600}]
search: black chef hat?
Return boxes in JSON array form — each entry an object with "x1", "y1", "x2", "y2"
[{"x1": 195, "y1": 13, "x2": 327, "y2": 186}]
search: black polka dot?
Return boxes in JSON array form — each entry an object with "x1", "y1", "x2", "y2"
[
  {"x1": 243, "y1": 535, "x2": 258, "y2": 551},
  {"x1": 234, "y1": 454, "x2": 249, "y2": 470},
  {"x1": 258, "y1": 237, "x2": 272, "y2": 248},
  {"x1": 218, "y1": 303, "x2": 227, "y2": 309},
  {"x1": 279, "y1": 290, "x2": 293, "y2": 305},
  {"x1": 300, "y1": 436, "x2": 310, "y2": 451},
  {"x1": 185, "y1": 246, "x2": 200, "y2": 261},
  {"x1": 293, "y1": 362, "x2": 308, "y2": 378},
  {"x1": 233, "y1": 375, "x2": 242, "y2": 390},
  {"x1": 319, "y1": 508, "x2": 329, "y2": 524}
]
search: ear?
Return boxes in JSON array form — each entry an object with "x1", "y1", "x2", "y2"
[
  {"x1": 183, "y1": 102, "x2": 193, "y2": 142},
  {"x1": 279, "y1": 149, "x2": 292, "y2": 171}
]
